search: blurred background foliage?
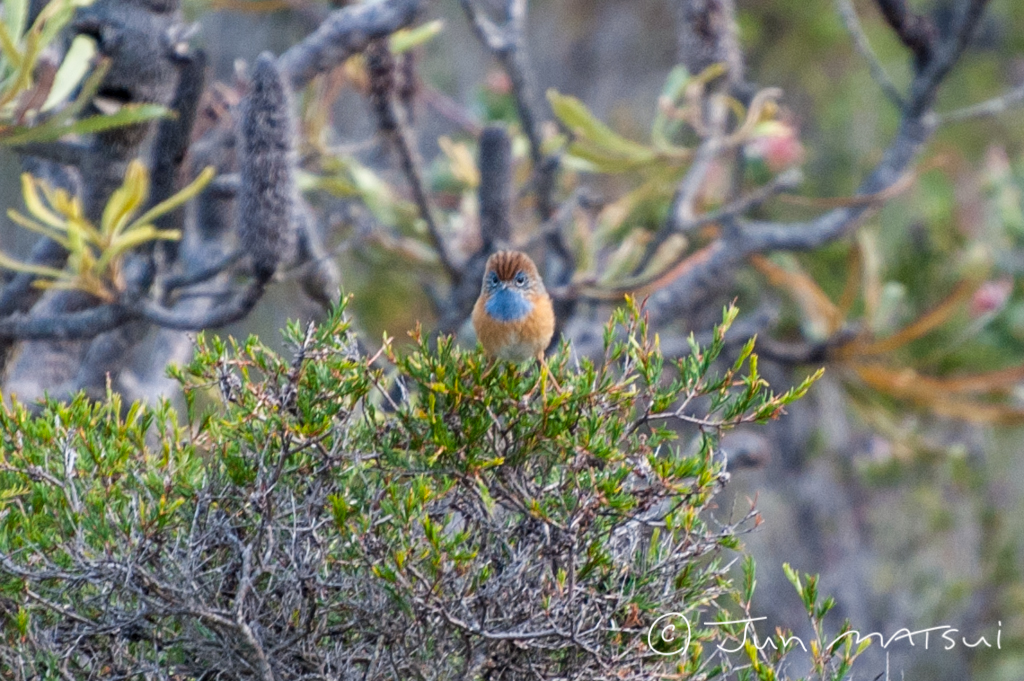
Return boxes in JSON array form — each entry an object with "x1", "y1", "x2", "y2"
[{"x1": 1, "y1": 0, "x2": 1023, "y2": 679}]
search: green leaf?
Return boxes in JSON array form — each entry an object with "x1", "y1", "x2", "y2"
[
  {"x1": 651, "y1": 65, "x2": 690, "y2": 146},
  {"x1": 0, "y1": 247, "x2": 66, "y2": 278},
  {"x1": 0, "y1": 19, "x2": 23, "y2": 76},
  {"x1": 3, "y1": 0, "x2": 27, "y2": 43},
  {"x1": 0, "y1": 103, "x2": 169, "y2": 145},
  {"x1": 101, "y1": 159, "x2": 149, "y2": 238},
  {"x1": 547, "y1": 89, "x2": 659, "y2": 168},
  {"x1": 18, "y1": 172, "x2": 66, "y2": 228},
  {"x1": 782, "y1": 562, "x2": 801, "y2": 594},
  {"x1": 42, "y1": 34, "x2": 96, "y2": 112},
  {"x1": 742, "y1": 555, "x2": 756, "y2": 604},
  {"x1": 127, "y1": 165, "x2": 216, "y2": 231},
  {"x1": 96, "y1": 225, "x2": 180, "y2": 273},
  {"x1": 390, "y1": 20, "x2": 443, "y2": 54},
  {"x1": 6, "y1": 208, "x2": 70, "y2": 247}
]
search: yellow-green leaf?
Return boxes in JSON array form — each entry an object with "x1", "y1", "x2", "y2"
[
  {"x1": 2, "y1": 0, "x2": 27, "y2": 43},
  {"x1": 102, "y1": 158, "x2": 149, "y2": 238},
  {"x1": 0, "y1": 20, "x2": 23, "y2": 70},
  {"x1": 67, "y1": 214, "x2": 102, "y2": 245},
  {"x1": 0, "y1": 248, "x2": 65, "y2": 278},
  {"x1": 126, "y1": 165, "x2": 215, "y2": 231},
  {"x1": 6, "y1": 208, "x2": 70, "y2": 246},
  {"x1": 548, "y1": 89, "x2": 658, "y2": 165},
  {"x1": 97, "y1": 225, "x2": 180, "y2": 274},
  {"x1": 438, "y1": 136, "x2": 479, "y2": 187},
  {"x1": 0, "y1": 103, "x2": 169, "y2": 145},
  {"x1": 20, "y1": 173, "x2": 66, "y2": 228},
  {"x1": 42, "y1": 33, "x2": 96, "y2": 112},
  {"x1": 390, "y1": 20, "x2": 443, "y2": 54}
]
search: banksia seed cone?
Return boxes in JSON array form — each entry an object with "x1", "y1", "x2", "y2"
[
  {"x1": 365, "y1": 38, "x2": 397, "y2": 134},
  {"x1": 238, "y1": 52, "x2": 297, "y2": 283}
]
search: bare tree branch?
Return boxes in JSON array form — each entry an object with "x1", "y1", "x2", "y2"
[
  {"x1": 366, "y1": 39, "x2": 460, "y2": 283},
  {"x1": 477, "y1": 124, "x2": 513, "y2": 252},
  {"x1": 147, "y1": 48, "x2": 208, "y2": 265},
  {"x1": 906, "y1": 0, "x2": 991, "y2": 116},
  {"x1": 836, "y1": 0, "x2": 905, "y2": 108},
  {"x1": 162, "y1": 251, "x2": 243, "y2": 293},
  {"x1": 0, "y1": 281, "x2": 266, "y2": 341},
  {"x1": 139, "y1": 281, "x2": 268, "y2": 330},
  {"x1": 938, "y1": 81, "x2": 1024, "y2": 124},
  {"x1": 673, "y1": 0, "x2": 745, "y2": 86},
  {"x1": 12, "y1": 141, "x2": 89, "y2": 167},
  {"x1": 436, "y1": 125, "x2": 514, "y2": 334},
  {"x1": 635, "y1": 0, "x2": 993, "y2": 329},
  {"x1": 0, "y1": 303, "x2": 133, "y2": 341},
  {"x1": 874, "y1": 0, "x2": 937, "y2": 70},
  {"x1": 0, "y1": 238, "x2": 69, "y2": 318},
  {"x1": 459, "y1": 0, "x2": 564, "y2": 239},
  {"x1": 279, "y1": 0, "x2": 426, "y2": 91}
]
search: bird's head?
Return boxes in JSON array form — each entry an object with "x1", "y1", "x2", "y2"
[{"x1": 481, "y1": 250, "x2": 545, "y2": 322}]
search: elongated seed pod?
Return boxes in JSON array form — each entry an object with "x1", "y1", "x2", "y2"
[
  {"x1": 238, "y1": 52, "x2": 297, "y2": 283},
  {"x1": 365, "y1": 38, "x2": 397, "y2": 135}
]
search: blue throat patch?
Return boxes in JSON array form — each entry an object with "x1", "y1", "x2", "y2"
[{"x1": 485, "y1": 288, "x2": 533, "y2": 322}]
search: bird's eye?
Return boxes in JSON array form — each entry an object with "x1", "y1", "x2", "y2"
[{"x1": 514, "y1": 271, "x2": 527, "y2": 286}]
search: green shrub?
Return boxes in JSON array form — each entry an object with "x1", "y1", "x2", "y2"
[{"x1": 0, "y1": 299, "x2": 864, "y2": 680}]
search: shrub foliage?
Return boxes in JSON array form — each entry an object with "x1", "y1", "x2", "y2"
[{"x1": 0, "y1": 300, "x2": 849, "y2": 680}]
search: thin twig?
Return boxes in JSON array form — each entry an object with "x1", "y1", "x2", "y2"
[
  {"x1": 421, "y1": 85, "x2": 482, "y2": 135},
  {"x1": 367, "y1": 39, "x2": 460, "y2": 282},
  {"x1": 873, "y1": 0, "x2": 936, "y2": 69},
  {"x1": 622, "y1": 1, "x2": 996, "y2": 332},
  {"x1": 279, "y1": 0, "x2": 425, "y2": 90},
  {"x1": 162, "y1": 250, "x2": 243, "y2": 292},
  {"x1": 459, "y1": 0, "x2": 561, "y2": 226},
  {"x1": 836, "y1": 0, "x2": 905, "y2": 108},
  {"x1": 938, "y1": 82, "x2": 1024, "y2": 124}
]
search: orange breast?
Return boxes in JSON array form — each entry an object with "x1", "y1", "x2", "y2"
[{"x1": 472, "y1": 291, "x2": 555, "y2": 362}]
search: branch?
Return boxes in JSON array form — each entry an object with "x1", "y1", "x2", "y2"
[
  {"x1": 290, "y1": 203, "x2": 342, "y2": 309},
  {"x1": 673, "y1": 0, "x2": 744, "y2": 85},
  {"x1": 11, "y1": 141, "x2": 89, "y2": 166},
  {"x1": 907, "y1": 0, "x2": 991, "y2": 116},
  {"x1": 938, "y1": 81, "x2": 1024, "y2": 124},
  {"x1": 421, "y1": 85, "x2": 482, "y2": 135},
  {"x1": 641, "y1": 112, "x2": 935, "y2": 327},
  {"x1": 0, "y1": 303, "x2": 132, "y2": 341},
  {"x1": 0, "y1": 239, "x2": 70, "y2": 317},
  {"x1": 477, "y1": 124, "x2": 513, "y2": 252},
  {"x1": 366, "y1": 39, "x2": 460, "y2": 283},
  {"x1": 434, "y1": 124, "x2": 515, "y2": 333},
  {"x1": 162, "y1": 250, "x2": 243, "y2": 292},
  {"x1": 637, "y1": 115, "x2": 727, "y2": 272},
  {"x1": 459, "y1": 0, "x2": 561, "y2": 226},
  {"x1": 836, "y1": 0, "x2": 905, "y2": 108},
  {"x1": 735, "y1": 118, "x2": 931, "y2": 254},
  {"x1": 147, "y1": 48, "x2": 208, "y2": 265},
  {"x1": 873, "y1": 0, "x2": 937, "y2": 70},
  {"x1": 636, "y1": 0, "x2": 996, "y2": 328},
  {"x1": 208, "y1": 173, "x2": 240, "y2": 197},
  {"x1": 140, "y1": 281, "x2": 267, "y2": 330},
  {"x1": 278, "y1": 0, "x2": 426, "y2": 91},
  {"x1": 0, "y1": 281, "x2": 267, "y2": 340}
]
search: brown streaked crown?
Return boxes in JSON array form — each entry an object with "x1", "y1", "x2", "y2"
[{"x1": 484, "y1": 250, "x2": 541, "y2": 283}]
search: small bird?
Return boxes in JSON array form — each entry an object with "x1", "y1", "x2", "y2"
[{"x1": 472, "y1": 250, "x2": 555, "y2": 362}]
